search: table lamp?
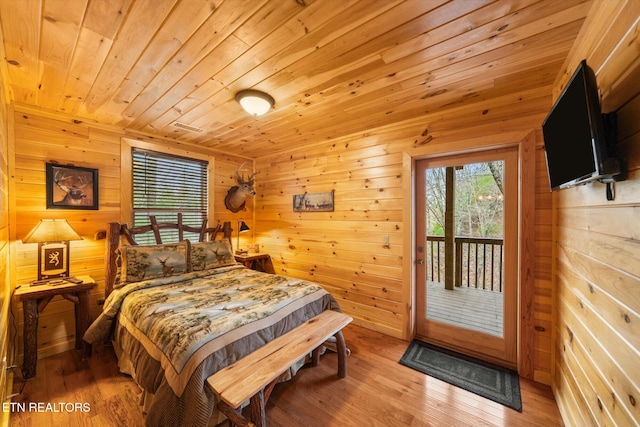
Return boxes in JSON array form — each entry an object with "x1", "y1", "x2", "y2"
[
  {"x1": 22, "y1": 219, "x2": 83, "y2": 285},
  {"x1": 235, "y1": 220, "x2": 250, "y2": 255}
]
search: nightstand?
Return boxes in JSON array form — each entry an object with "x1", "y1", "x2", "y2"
[
  {"x1": 14, "y1": 275, "x2": 96, "y2": 379},
  {"x1": 234, "y1": 253, "x2": 275, "y2": 274}
]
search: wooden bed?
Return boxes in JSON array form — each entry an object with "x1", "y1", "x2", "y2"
[
  {"x1": 85, "y1": 215, "x2": 345, "y2": 427},
  {"x1": 101, "y1": 214, "x2": 233, "y2": 299}
]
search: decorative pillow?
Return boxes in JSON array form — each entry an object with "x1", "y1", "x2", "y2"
[
  {"x1": 191, "y1": 240, "x2": 237, "y2": 271},
  {"x1": 119, "y1": 240, "x2": 191, "y2": 284}
]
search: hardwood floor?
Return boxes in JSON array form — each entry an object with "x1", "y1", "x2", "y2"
[{"x1": 8, "y1": 324, "x2": 563, "y2": 426}]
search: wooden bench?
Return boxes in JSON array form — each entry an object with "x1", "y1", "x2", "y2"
[{"x1": 206, "y1": 310, "x2": 353, "y2": 427}]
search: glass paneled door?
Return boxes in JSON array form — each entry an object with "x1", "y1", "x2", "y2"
[{"x1": 415, "y1": 148, "x2": 518, "y2": 366}]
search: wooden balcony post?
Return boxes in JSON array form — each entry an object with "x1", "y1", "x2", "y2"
[
  {"x1": 444, "y1": 166, "x2": 455, "y2": 290},
  {"x1": 455, "y1": 238, "x2": 462, "y2": 287}
]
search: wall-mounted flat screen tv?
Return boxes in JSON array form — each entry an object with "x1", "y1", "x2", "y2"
[{"x1": 542, "y1": 60, "x2": 621, "y2": 191}]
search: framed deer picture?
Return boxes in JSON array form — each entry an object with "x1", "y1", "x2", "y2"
[{"x1": 46, "y1": 163, "x2": 99, "y2": 210}]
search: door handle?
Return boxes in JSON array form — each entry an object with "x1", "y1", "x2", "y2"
[{"x1": 416, "y1": 259, "x2": 424, "y2": 265}]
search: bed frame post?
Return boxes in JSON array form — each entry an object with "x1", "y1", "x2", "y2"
[
  {"x1": 105, "y1": 222, "x2": 121, "y2": 298},
  {"x1": 223, "y1": 222, "x2": 233, "y2": 250}
]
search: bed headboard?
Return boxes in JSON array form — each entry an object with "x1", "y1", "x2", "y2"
[{"x1": 103, "y1": 214, "x2": 233, "y2": 298}]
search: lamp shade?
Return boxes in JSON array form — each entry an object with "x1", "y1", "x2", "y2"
[
  {"x1": 238, "y1": 220, "x2": 250, "y2": 233},
  {"x1": 235, "y1": 220, "x2": 250, "y2": 255},
  {"x1": 22, "y1": 219, "x2": 83, "y2": 243},
  {"x1": 236, "y1": 90, "x2": 274, "y2": 116}
]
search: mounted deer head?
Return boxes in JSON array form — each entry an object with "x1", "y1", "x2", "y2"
[{"x1": 224, "y1": 163, "x2": 260, "y2": 213}]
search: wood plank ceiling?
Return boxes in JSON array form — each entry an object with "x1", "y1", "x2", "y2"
[{"x1": 0, "y1": 0, "x2": 592, "y2": 157}]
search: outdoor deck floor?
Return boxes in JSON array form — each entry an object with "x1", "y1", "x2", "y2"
[{"x1": 426, "y1": 281, "x2": 504, "y2": 337}]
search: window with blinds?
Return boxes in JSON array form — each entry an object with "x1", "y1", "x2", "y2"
[{"x1": 132, "y1": 148, "x2": 208, "y2": 244}]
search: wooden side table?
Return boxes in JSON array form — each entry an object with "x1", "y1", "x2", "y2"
[
  {"x1": 14, "y1": 275, "x2": 96, "y2": 379},
  {"x1": 235, "y1": 253, "x2": 275, "y2": 274}
]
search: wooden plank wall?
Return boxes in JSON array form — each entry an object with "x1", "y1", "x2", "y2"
[
  {"x1": 8, "y1": 106, "x2": 249, "y2": 363},
  {"x1": 534, "y1": 134, "x2": 555, "y2": 385},
  {"x1": 551, "y1": 1, "x2": 640, "y2": 425},
  {"x1": 10, "y1": 107, "x2": 126, "y2": 360},
  {"x1": 254, "y1": 90, "x2": 555, "y2": 383},
  {"x1": 214, "y1": 156, "x2": 257, "y2": 252},
  {"x1": 0, "y1": 53, "x2": 11, "y2": 416}
]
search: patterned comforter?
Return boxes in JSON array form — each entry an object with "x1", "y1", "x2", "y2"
[{"x1": 84, "y1": 264, "x2": 340, "y2": 426}]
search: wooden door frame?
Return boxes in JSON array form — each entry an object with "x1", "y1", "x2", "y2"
[
  {"x1": 402, "y1": 132, "x2": 538, "y2": 378},
  {"x1": 414, "y1": 147, "x2": 518, "y2": 367}
]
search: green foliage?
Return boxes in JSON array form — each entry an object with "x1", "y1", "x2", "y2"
[
  {"x1": 425, "y1": 161, "x2": 504, "y2": 239},
  {"x1": 430, "y1": 222, "x2": 444, "y2": 236}
]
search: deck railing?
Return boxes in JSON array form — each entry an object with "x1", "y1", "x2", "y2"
[{"x1": 426, "y1": 235, "x2": 504, "y2": 292}]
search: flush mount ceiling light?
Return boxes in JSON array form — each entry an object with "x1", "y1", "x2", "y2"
[{"x1": 236, "y1": 89, "x2": 275, "y2": 116}]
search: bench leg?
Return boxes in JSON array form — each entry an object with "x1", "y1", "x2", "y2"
[
  {"x1": 263, "y1": 379, "x2": 278, "y2": 405},
  {"x1": 312, "y1": 347, "x2": 321, "y2": 367},
  {"x1": 217, "y1": 401, "x2": 255, "y2": 427},
  {"x1": 335, "y1": 330, "x2": 347, "y2": 378},
  {"x1": 312, "y1": 330, "x2": 348, "y2": 377},
  {"x1": 250, "y1": 388, "x2": 267, "y2": 427}
]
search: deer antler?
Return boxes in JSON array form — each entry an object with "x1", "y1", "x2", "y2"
[
  {"x1": 235, "y1": 162, "x2": 247, "y2": 185},
  {"x1": 54, "y1": 169, "x2": 73, "y2": 190},
  {"x1": 246, "y1": 169, "x2": 260, "y2": 185},
  {"x1": 235, "y1": 162, "x2": 260, "y2": 185},
  {"x1": 54, "y1": 169, "x2": 89, "y2": 190},
  {"x1": 76, "y1": 174, "x2": 90, "y2": 188}
]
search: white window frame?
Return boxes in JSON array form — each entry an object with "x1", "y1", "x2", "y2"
[{"x1": 121, "y1": 138, "x2": 215, "y2": 235}]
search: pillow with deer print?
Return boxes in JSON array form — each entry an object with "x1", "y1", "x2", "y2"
[
  {"x1": 191, "y1": 240, "x2": 237, "y2": 271},
  {"x1": 119, "y1": 241, "x2": 191, "y2": 284}
]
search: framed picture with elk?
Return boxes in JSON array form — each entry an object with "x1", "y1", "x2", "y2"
[
  {"x1": 292, "y1": 190, "x2": 334, "y2": 212},
  {"x1": 46, "y1": 163, "x2": 99, "y2": 210}
]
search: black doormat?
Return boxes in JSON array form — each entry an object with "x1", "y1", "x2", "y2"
[{"x1": 399, "y1": 340, "x2": 522, "y2": 411}]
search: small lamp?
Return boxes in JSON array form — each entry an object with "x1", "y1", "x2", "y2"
[
  {"x1": 236, "y1": 90, "x2": 275, "y2": 116},
  {"x1": 235, "y1": 220, "x2": 250, "y2": 255},
  {"x1": 22, "y1": 219, "x2": 83, "y2": 285}
]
